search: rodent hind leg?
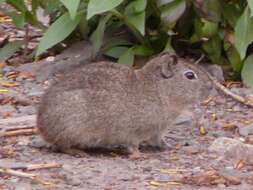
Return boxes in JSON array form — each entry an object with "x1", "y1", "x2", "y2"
[
  {"x1": 50, "y1": 138, "x2": 88, "y2": 157},
  {"x1": 126, "y1": 144, "x2": 146, "y2": 160}
]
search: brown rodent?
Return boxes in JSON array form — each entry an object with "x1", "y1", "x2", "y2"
[{"x1": 37, "y1": 53, "x2": 213, "y2": 156}]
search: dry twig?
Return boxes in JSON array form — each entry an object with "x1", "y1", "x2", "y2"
[
  {"x1": 0, "y1": 128, "x2": 38, "y2": 137},
  {"x1": 194, "y1": 55, "x2": 253, "y2": 108},
  {"x1": 25, "y1": 163, "x2": 62, "y2": 171},
  {"x1": 0, "y1": 168, "x2": 53, "y2": 186}
]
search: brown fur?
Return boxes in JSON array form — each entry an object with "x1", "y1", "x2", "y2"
[{"x1": 37, "y1": 53, "x2": 213, "y2": 154}]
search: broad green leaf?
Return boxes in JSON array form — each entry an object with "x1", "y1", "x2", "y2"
[
  {"x1": 9, "y1": 12, "x2": 25, "y2": 29},
  {"x1": 226, "y1": 46, "x2": 243, "y2": 73},
  {"x1": 90, "y1": 14, "x2": 112, "y2": 56},
  {"x1": 160, "y1": 0, "x2": 186, "y2": 27},
  {"x1": 0, "y1": 41, "x2": 23, "y2": 61},
  {"x1": 242, "y1": 54, "x2": 253, "y2": 90},
  {"x1": 235, "y1": 6, "x2": 253, "y2": 59},
  {"x1": 87, "y1": 0, "x2": 124, "y2": 19},
  {"x1": 6, "y1": 0, "x2": 27, "y2": 12},
  {"x1": 133, "y1": 45, "x2": 153, "y2": 56},
  {"x1": 157, "y1": 0, "x2": 174, "y2": 7},
  {"x1": 223, "y1": 4, "x2": 242, "y2": 27},
  {"x1": 45, "y1": 0, "x2": 62, "y2": 15},
  {"x1": 203, "y1": 35, "x2": 221, "y2": 64},
  {"x1": 247, "y1": 0, "x2": 253, "y2": 17},
  {"x1": 104, "y1": 46, "x2": 129, "y2": 58},
  {"x1": 60, "y1": 0, "x2": 80, "y2": 20},
  {"x1": 125, "y1": 0, "x2": 147, "y2": 14},
  {"x1": 193, "y1": 0, "x2": 221, "y2": 22},
  {"x1": 125, "y1": 0, "x2": 147, "y2": 35},
  {"x1": 118, "y1": 48, "x2": 134, "y2": 66},
  {"x1": 202, "y1": 20, "x2": 218, "y2": 38},
  {"x1": 36, "y1": 12, "x2": 82, "y2": 56},
  {"x1": 103, "y1": 38, "x2": 132, "y2": 50},
  {"x1": 32, "y1": 0, "x2": 39, "y2": 14},
  {"x1": 190, "y1": 18, "x2": 217, "y2": 42},
  {"x1": 0, "y1": 0, "x2": 6, "y2": 3},
  {"x1": 126, "y1": 12, "x2": 145, "y2": 35}
]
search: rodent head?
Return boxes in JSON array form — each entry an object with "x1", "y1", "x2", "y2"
[{"x1": 140, "y1": 53, "x2": 213, "y2": 109}]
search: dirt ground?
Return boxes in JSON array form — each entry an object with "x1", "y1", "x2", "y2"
[
  {"x1": 1, "y1": 53, "x2": 253, "y2": 190},
  {"x1": 1, "y1": 5, "x2": 253, "y2": 189}
]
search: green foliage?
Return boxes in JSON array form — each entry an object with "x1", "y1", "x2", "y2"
[
  {"x1": 87, "y1": 0, "x2": 124, "y2": 19},
  {"x1": 2, "y1": 0, "x2": 253, "y2": 88},
  {"x1": 60, "y1": 0, "x2": 80, "y2": 20},
  {"x1": 36, "y1": 12, "x2": 82, "y2": 56},
  {"x1": 242, "y1": 54, "x2": 253, "y2": 89},
  {"x1": 0, "y1": 41, "x2": 23, "y2": 61}
]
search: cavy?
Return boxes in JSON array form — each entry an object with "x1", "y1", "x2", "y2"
[{"x1": 37, "y1": 53, "x2": 213, "y2": 157}]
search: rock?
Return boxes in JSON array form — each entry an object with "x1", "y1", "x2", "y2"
[
  {"x1": 17, "y1": 105, "x2": 36, "y2": 116},
  {"x1": 239, "y1": 123, "x2": 253, "y2": 137},
  {"x1": 1, "y1": 65, "x2": 16, "y2": 74},
  {"x1": 230, "y1": 87, "x2": 253, "y2": 97},
  {"x1": 29, "y1": 136, "x2": 51, "y2": 149},
  {"x1": 174, "y1": 110, "x2": 195, "y2": 126},
  {"x1": 204, "y1": 64, "x2": 224, "y2": 82},
  {"x1": 209, "y1": 137, "x2": 253, "y2": 164}
]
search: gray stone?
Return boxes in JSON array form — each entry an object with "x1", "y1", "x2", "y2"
[
  {"x1": 238, "y1": 122, "x2": 253, "y2": 137},
  {"x1": 209, "y1": 137, "x2": 253, "y2": 164}
]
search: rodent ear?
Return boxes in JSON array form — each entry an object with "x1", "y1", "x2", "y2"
[{"x1": 161, "y1": 54, "x2": 178, "y2": 78}]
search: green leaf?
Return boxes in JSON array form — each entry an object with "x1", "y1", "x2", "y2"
[
  {"x1": 87, "y1": 0, "x2": 124, "y2": 19},
  {"x1": 32, "y1": 0, "x2": 39, "y2": 14},
  {"x1": 223, "y1": 4, "x2": 242, "y2": 27},
  {"x1": 60, "y1": 0, "x2": 80, "y2": 20},
  {"x1": 9, "y1": 12, "x2": 25, "y2": 29},
  {"x1": 193, "y1": 0, "x2": 221, "y2": 22},
  {"x1": 44, "y1": 0, "x2": 62, "y2": 15},
  {"x1": 125, "y1": 0, "x2": 147, "y2": 14},
  {"x1": 247, "y1": 0, "x2": 253, "y2": 17},
  {"x1": 160, "y1": 0, "x2": 186, "y2": 27},
  {"x1": 118, "y1": 48, "x2": 134, "y2": 66},
  {"x1": 235, "y1": 6, "x2": 253, "y2": 60},
  {"x1": 90, "y1": 14, "x2": 112, "y2": 56},
  {"x1": 6, "y1": 0, "x2": 27, "y2": 12},
  {"x1": 133, "y1": 45, "x2": 153, "y2": 56},
  {"x1": 126, "y1": 12, "x2": 145, "y2": 35},
  {"x1": 0, "y1": 41, "x2": 23, "y2": 61},
  {"x1": 36, "y1": 12, "x2": 82, "y2": 56},
  {"x1": 226, "y1": 45, "x2": 243, "y2": 73},
  {"x1": 242, "y1": 53, "x2": 253, "y2": 90},
  {"x1": 0, "y1": 0, "x2": 6, "y2": 3},
  {"x1": 104, "y1": 46, "x2": 129, "y2": 58},
  {"x1": 203, "y1": 35, "x2": 221, "y2": 64},
  {"x1": 103, "y1": 38, "x2": 132, "y2": 50},
  {"x1": 157, "y1": 0, "x2": 174, "y2": 7},
  {"x1": 201, "y1": 20, "x2": 218, "y2": 38}
]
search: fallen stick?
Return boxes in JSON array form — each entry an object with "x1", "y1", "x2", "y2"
[
  {"x1": 194, "y1": 55, "x2": 253, "y2": 108},
  {"x1": 26, "y1": 163, "x2": 62, "y2": 171},
  {"x1": 5, "y1": 126, "x2": 35, "y2": 131},
  {"x1": 0, "y1": 128, "x2": 38, "y2": 137},
  {"x1": 0, "y1": 168, "x2": 53, "y2": 186}
]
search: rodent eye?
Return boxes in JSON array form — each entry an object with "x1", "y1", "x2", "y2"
[{"x1": 183, "y1": 70, "x2": 197, "y2": 80}]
